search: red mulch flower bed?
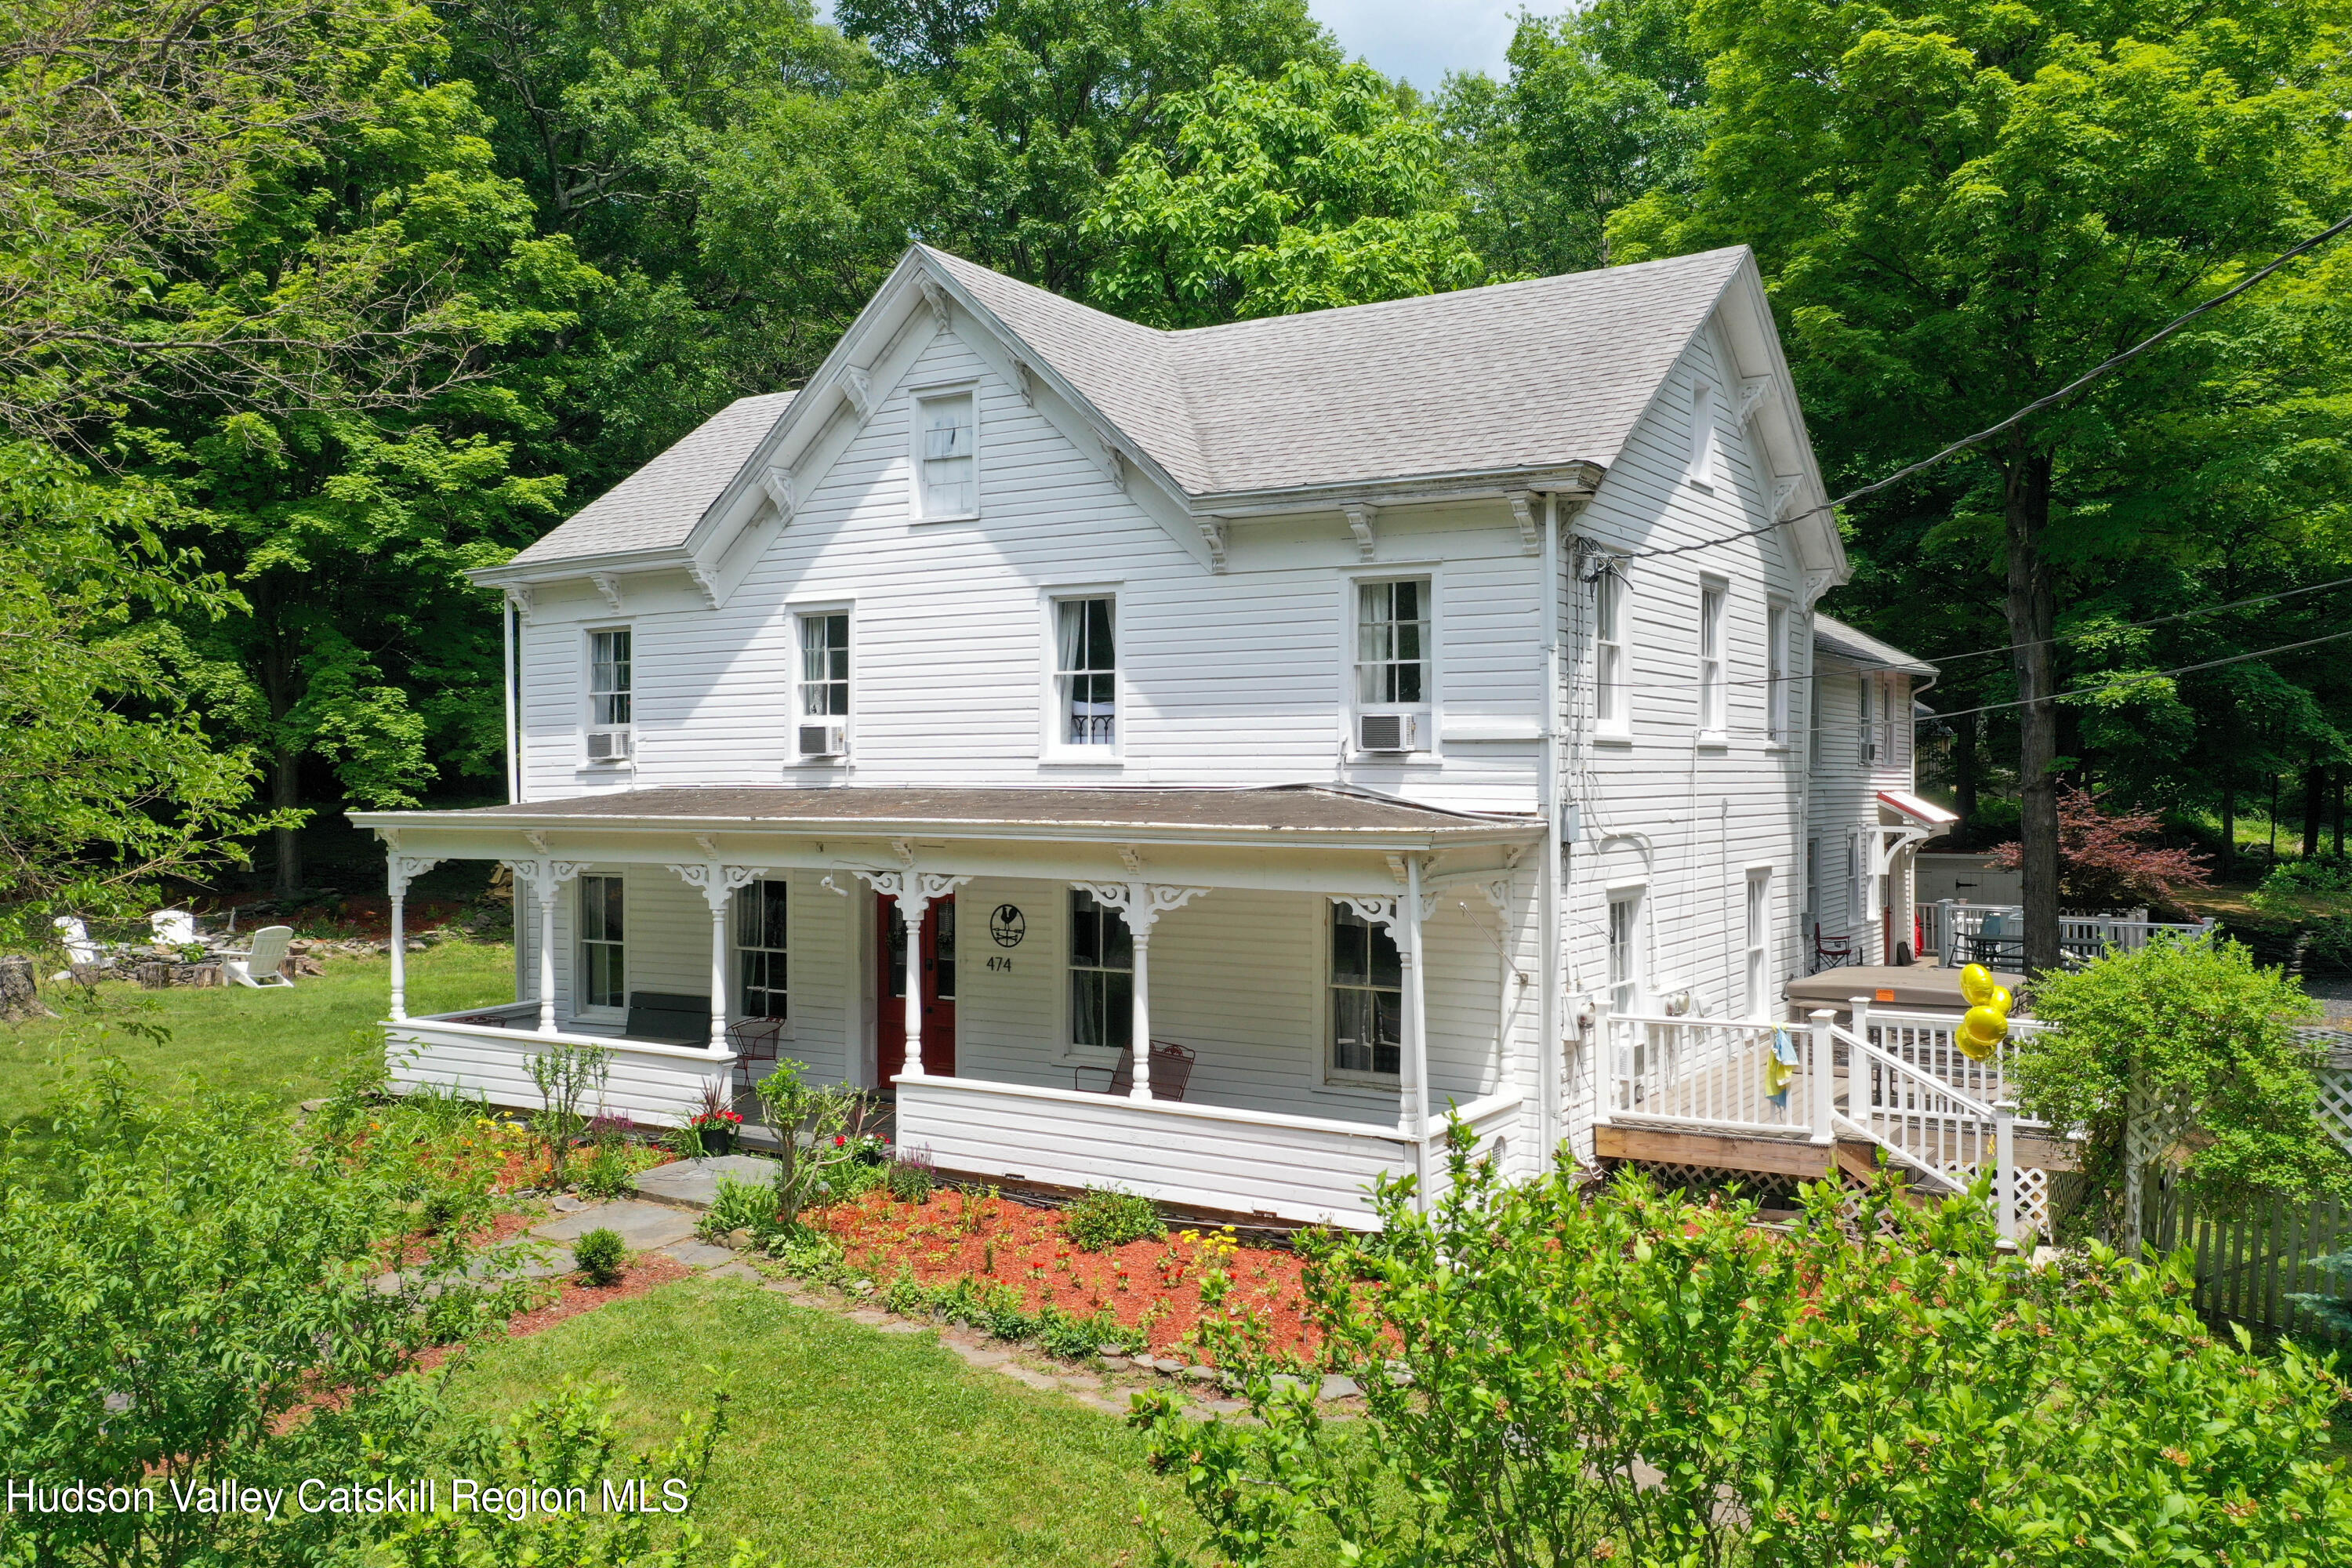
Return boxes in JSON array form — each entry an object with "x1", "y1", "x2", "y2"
[
  {"x1": 816, "y1": 1189, "x2": 1322, "y2": 1361},
  {"x1": 414, "y1": 1250, "x2": 694, "y2": 1373}
]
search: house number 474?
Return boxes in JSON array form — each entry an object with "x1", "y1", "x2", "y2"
[{"x1": 986, "y1": 956, "x2": 1013, "y2": 972}]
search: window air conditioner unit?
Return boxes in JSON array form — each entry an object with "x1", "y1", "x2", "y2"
[
  {"x1": 798, "y1": 721, "x2": 848, "y2": 757},
  {"x1": 586, "y1": 729, "x2": 633, "y2": 761},
  {"x1": 1359, "y1": 713, "x2": 1416, "y2": 753}
]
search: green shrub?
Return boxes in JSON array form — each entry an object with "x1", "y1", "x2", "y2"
[
  {"x1": 764, "y1": 1220, "x2": 847, "y2": 1276},
  {"x1": 696, "y1": 1171, "x2": 781, "y2": 1240},
  {"x1": 1062, "y1": 1185, "x2": 1163, "y2": 1251},
  {"x1": 884, "y1": 1156, "x2": 936, "y2": 1205},
  {"x1": 884, "y1": 1272, "x2": 1140, "y2": 1357},
  {"x1": 572, "y1": 1142, "x2": 637, "y2": 1200},
  {"x1": 1138, "y1": 1127, "x2": 2352, "y2": 1567},
  {"x1": 573, "y1": 1227, "x2": 625, "y2": 1287}
]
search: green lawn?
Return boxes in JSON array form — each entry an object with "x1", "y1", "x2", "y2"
[
  {"x1": 1, "y1": 942, "x2": 515, "y2": 1130},
  {"x1": 441, "y1": 1276, "x2": 1279, "y2": 1568}
]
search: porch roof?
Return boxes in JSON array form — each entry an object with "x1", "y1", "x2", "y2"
[{"x1": 353, "y1": 783, "x2": 1542, "y2": 847}]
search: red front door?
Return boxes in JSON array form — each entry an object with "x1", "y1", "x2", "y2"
[{"x1": 877, "y1": 893, "x2": 956, "y2": 1081}]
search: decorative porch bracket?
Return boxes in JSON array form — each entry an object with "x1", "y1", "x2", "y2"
[
  {"x1": 847, "y1": 866, "x2": 971, "y2": 1080},
  {"x1": 385, "y1": 855, "x2": 444, "y2": 1021},
  {"x1": 667, "y1": 862, "x2": 760, "y2": 1051},
  {"x1": 1073, "y1": 882, "x2": 1210, "y2": 1101},
  {"x1": 506, "y1": 858, "x2": 587, "y2": 1034},
  {"x1": 1332, "y1": 858, "x2": 1432, "y2": 1142}
]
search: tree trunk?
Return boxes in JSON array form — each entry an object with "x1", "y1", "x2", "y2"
[
  {"x1": 2303, "y1": 760, "x2": 2326, "y2": 859},
  {"x1": 2002, "y1": 450, "x2": 2062, "y2": 975},
  {"x1": 1954, "y1": 709, "x2": 1980, "y2": 847},
  {"x1": 2267, "y1": 773, "x2": 2280, "y2": 864},
  {"x1": 2220, "y1": 770, "x2": 2236, "y2": 880},
  {"x1": 2335, "y1": 764, "x2": 2345, "y2": 857},
  {"x1": 271, "y1": 746, "x2": 302, "y2": 898}
]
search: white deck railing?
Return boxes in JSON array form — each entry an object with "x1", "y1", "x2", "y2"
[
  {"x1": 1924, "y1": 902, "x2": 2212, "y2": 970},
  {"x1": 1602, "y1": 1013, "x2": 1818, "y2": 1137},
  {"x1": 1855, "y1": 1003, "x2": 2048, "y2": 1123},
  {"x1": 385, "y1": 1007, "x2": 736, "y2": 1128}
]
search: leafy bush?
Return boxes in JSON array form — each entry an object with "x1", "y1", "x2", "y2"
[
  {"x1": 697, "y1": 1171, "x2": 781, "y2": 1240},
  {"x1": 1136, "y1": 1131, "x2": 2352, "y2": 1566},
  {"x1": 764, "y1": 1220, "x2": 847, "y2": 1276},
  {"x1": 572, "y1": 1141, "x2": 637, "y2": 1200},
  {"x1": 884, "y1": 1272, "x2": 1140, "y2": 1357},
  {"x1": 0, "y1": 1045, "x2": 509, "y2": 1567},
  {"x1": 884, "y1": 1153, "x2": 937, "y2": 1205},
  {"x1": 527, "y1": 1040, "x2": 609, "y2": 1184},
  {"x1": 1063, "y1": 1185, "x2": 1164, "y2": 1251},
  {"x1": 2257, "y1": 854, "x2": 2352, "y2": 898},
  {"x1": 2011, "y1": 934, "x2": 2352, "y2": 1229},
  {"x1": 572, "y1": 1227, "x2": 625, "y2": 1287}
]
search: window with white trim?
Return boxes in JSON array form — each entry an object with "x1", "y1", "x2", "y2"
[
  {"x1": 1069, "y1": 889, "x2": 1131, "y2": 1053},
  {"x1": 797, "y1": 612, "x2": 848, "y2": 719},
  {"x1": 1054, "y1": 596, "x2": 1116, "y2": 746},
  {"x1": 1354, "y1": 578, "x2": 1430, "y2": 751},
  {"x1": 1606, "y1": 891, "x2": 1642, "y2": 1014},
  {"x1": 1766, "y1": 601, "x2": 1791, "y2": 743},
  {"x1": 1849, "y1": 831, "x2": 1867, "y2": 926},
  {"x1": 586, "y1": 628, "x2": 631, "y2": 762},
  {"x1": 1594, "y1": 568, "x2": 1628, "y2": 736},
  {"x1": 1804, "y1": 838, "x2": 1820, "y2": 920},
  {"x1": 1697, "y1": 579, "x2": 1727, "y2": 738},
  {"x1": 1688, "y1": 380, "x2": 1719, "y2": 488},
  {"x1": 735, "y1": 879, "x2": 787, "y2": 1020},
  {"x1": 1744, "y1": 869, "x2": 1771, "y2": 1018},
  {"x1": 1857, "y1": 670, "x2": 1878, "y2": 765},
  {"x1": 579, "y1": 875, "x2": 625, "y2": 1011},
  {"x1": 1329, "y1": 904, "x2": 1402, "y2": 1078},
  {"x1": 914, "y1": 390, "x2": 976, "y2": 518}
]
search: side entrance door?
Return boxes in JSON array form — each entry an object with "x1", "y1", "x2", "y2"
[{"x1": 877, "y1": 893, "x2": 956, "y2": 1081}]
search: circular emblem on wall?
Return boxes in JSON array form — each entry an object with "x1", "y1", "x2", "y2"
[{"x1": 989, "y1": 904, "x2": 1025, "y2": 948}]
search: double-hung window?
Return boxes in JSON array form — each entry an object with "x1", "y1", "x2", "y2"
[
  {"x1": 1766, "y1": 602, "x2": 1791, "y2": 743},
  {"x1": 1744, "y1": 869, "x2": 1771, "y2": 1018},
  {"x1": 1857, "y1": 671, "x2": 1878, "y2": 765},
  {"x1": 1606, "y1": 891, "x2": 1642, "y2": 1014},
  {"x1": 1849, "y1": 832, "x2": 1868, "y2": 925},
  {"x1": 1697, "y1": 580, "x2": 1727, "y2": 739},
  {"x1": 1355, "y1": 579, "x2": 1429, "y2": 710},
  {"x1": 796, "y1": 611, "x2": 849, "y2": 757},
  {"x1": 579, "y1": 875, "x2": 625, "y2": 1011},
  {"x1": 915, "y1": 390, "x2": 976, "y2": 518},
  {"x1": 587, "y1": 629, "x2": 632, "y2": 761},
  {"x1": 1069, "y1": 889, "x2": 1131, "y2": 1054},
  {"x1": 1054, "y1": 597, "x2": 1116, "y2": 747},
  {"x1": 1329, "y1": 904, "x2": 1401, "y2": 1078},
  {"x1": 1594, "y1": 567, "x2": 1629, "y2": 736},
  {"x1": 735, "y1": 880, "x2": 788, "y2": 1020}
]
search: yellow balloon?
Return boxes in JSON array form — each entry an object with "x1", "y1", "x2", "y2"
[
  {"x1": 1955, "y1": 1025, "x2": 1998, "y2": 1063},
  {"x1": 1963, "y1": 1004, "x2": 2011, "y2": 1044},
  {"x1": 1959, "y1": 964, "x2": 1997, "y2": 1007},
  {"x1": 1987, "y1": 985, "x2": 2013, "y2": 1017}
]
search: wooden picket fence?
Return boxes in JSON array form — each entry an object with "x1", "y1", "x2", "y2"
[{"x1": 2143, "y1": 1177, "x2": 2350, "y2": 1337}]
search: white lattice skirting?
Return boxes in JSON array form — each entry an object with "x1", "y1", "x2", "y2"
[{"x1": 2315, "y1": 1065, "x2": 2352, "y2": 1157}]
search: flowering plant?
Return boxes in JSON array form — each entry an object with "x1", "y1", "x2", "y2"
[{"x1": 688, "y1": 1108, "x2": 743, "y2": 1130}]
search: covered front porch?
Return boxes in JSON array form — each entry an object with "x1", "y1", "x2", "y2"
[{"x1": 357, "y1": 786, "x2": 1548, "y2": 1229}]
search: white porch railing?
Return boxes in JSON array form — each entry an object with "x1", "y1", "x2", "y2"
[
  {"x1": 1925, "y1": 902, "x2": 2212, "y2": 970},
  {"x1": 895, "y1": 1076, "x2": 1521, "y2": 1229},
  {"x1": 1857, "y1": 1004, "x2": 2049, "y2": 1123},
  {"x1": 1602, "y1": 1014, "x2": 1819, "y2": 1136},
  {"x1": 1835, "y1": 1024, "x2": 2043, "y2": 1236},
  {"x1": 385, "y1": 1007, "x2": 736, "y2": 1129}
]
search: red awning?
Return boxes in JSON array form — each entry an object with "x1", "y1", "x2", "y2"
[{"x1": 1877, "y1": 789, "x2": 1959, "y2": 826}]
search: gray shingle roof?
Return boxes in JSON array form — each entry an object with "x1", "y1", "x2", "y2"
[
  {"x1": 506, "y1": 390, "x2": 795, "y2": 568},
  {"x1": 1814, "y1": 613, "x2": 1936, "y2": 676},
  {"x1": 927, "y1": 245, "x2": 1749, "y2": 495},
  {"x1": 501, "y1": 245, "x2": 1752, "y2": 568}
]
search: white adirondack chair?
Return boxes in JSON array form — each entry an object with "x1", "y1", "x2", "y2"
[
  {"x1": 151, "y1": 908, "x2": 197, "y2": 946},
  {"x1": 222, "y1": 925, "x2": 296, "y2": 989},
  {"x1": 53, "y1": 916, "x2": 103, "y2": 982}
]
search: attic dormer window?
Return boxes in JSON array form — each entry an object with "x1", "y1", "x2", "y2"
[
  {"x1": 1687, "y1": 379, "x2": 1719, "y2": 490},
  {"x1": 915, "y1": 390, "x2": 976, "y2": 519}
]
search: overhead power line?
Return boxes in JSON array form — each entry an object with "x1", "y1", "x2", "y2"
[
  {"x1": 1916, "y1": 627, "x2": 2352, "y2": 724},
  {"x1": 1621, "y1": 209, "x2": 2352, "y2": 564}
]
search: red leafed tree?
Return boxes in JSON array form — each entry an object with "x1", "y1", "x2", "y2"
[{"x1": 1990, "y1": 786, "x2": 2212, "y2": 913}]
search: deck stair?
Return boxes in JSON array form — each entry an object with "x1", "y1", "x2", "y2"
[{"x1": 1596, "y1": 1004, "x2": 2046, "y2": 1235}]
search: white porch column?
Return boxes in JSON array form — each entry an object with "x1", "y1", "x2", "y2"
[
  {"x1": 668, "y1": 862, "x2": 758, "y2": 1051},
  {"x1": 1401, "y1": 855, "x2": 1428, "y2": 1141},
  {"x1": 850, "y1": 867, "x2": 971, "y2": 1083},
  {"x1": 385, "y1": 854, "x2": 442, "y2": 1021},
  {"x1": 510, "y1": 858, "x2": 585, "y2": 1034},
  {"x1": 1076, "y1": 881, "x2": 1209, "y2": 1100}
]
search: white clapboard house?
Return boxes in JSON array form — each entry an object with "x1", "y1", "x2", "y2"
[{"x1": 354, "y1": 242, "x2": 1991, "y2": 1230}]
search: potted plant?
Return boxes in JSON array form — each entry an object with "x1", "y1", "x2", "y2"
[{"x1": 683, "y1": 1084, "x2": 742, "y2": 1156}]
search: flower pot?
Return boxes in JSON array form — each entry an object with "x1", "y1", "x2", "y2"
[{"x1": 696, "y1": 1125, "x2": 736, "y2": 1157}]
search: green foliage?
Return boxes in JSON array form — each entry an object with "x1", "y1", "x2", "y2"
[
  {"x1": 529, "y1": 1040, "x2": 611, "y2": 1184},
  {"x1": 379, "y1": 1381, "x2": 762, "y2": 1567},
  {"x1": 1085, "y1": 60, "x2": 1483, "y2": 327},
  {"x1": 884, "y1": 1272, "x2": 1141, "y2": 1357},
  {"x1": 753, "y1": 1061, "x2": 887, "y2": 1226},
  {"x1": 572, "y1": 1225, "x2": 627, "y2": 1287},
  {"x1": 1139, "y1": 1131, "x2": 2352, "y2": 1566},
  {"x1": 2012, "y1": 935, "x2": 2352, "y2": 1221},
  {"x1": 699, "y1": 1173, "x2": 784, "y2": 1240},
  {"x1": 573, "y1": 1141, "x2": 640, "y2": 1200},
  {"x1": 1062, "y1": 1185, "x2": 1164, "y2": 1251},
  {"x1": 883, "y1": 1154, "x2": 937, "y2": 1205},
  {"x1": 2289, "y1": 1247, "x2": 2352, "y2": 1341},
  {"x1": 2256, "y1": 853, "x2": 2352, "y2": 902},
  {"x1": 0, "y1": 1045, "x2": 511, "y2": 1567}
]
